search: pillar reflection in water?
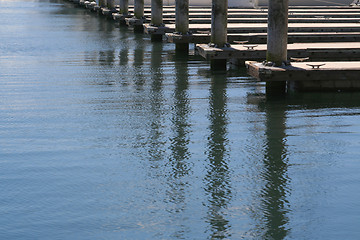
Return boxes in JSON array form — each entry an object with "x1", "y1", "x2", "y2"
[
  {"x1": 133, "y1": 33, "x2": 145, "y2": 86},
  {"x1": 147, "y1": 42, "x2": 165, "y2": 162},
  {"x1": 257, "y1": 99, "x2": 290, "y2": 239},
  {"x1": 166, "y1": 59, "x2": 192, "y2": 238},
  {"x1": 119, "y1": 30, "x2": 129, "y2": 66},
  {"x1": 204, "y1": 74, "x2": 231, "y2": 239}
]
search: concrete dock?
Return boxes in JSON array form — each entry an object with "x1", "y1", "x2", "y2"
[
  {"x1": 66, "y1": 0, "x2": 360, "y2": 92},
  {"x1": 246, "y1": 61, "x2": 360, "y2": 91},
  {"x1": 197, "y1": 42, "x2": 360, "y2": 62}
]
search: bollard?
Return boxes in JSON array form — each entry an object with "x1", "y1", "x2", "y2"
[
  {"x1": 151, "y1": 0, "x2": 163, "y2": 41},
  {"x1": 210, "y1": 0, "x2": 228, "y2": 70},
  {"x1": 266, "y1": 0, "x2": 289, "y2": 95},
  {"x1": 175, "y1": 0, "x2": 189, "y2": 54}
]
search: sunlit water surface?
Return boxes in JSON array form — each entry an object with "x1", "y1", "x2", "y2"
[{"x1": 1, "y1": 0, "x2": 360, "y2": 239}]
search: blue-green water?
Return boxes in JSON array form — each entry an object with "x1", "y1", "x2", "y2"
[{"x1": 1, "y1": 0, "x2": 360, "y2": 239}]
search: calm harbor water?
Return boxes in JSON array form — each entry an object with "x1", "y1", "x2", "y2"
[{"x1": 1, "y1": 0, "x2": 360, "y2": 239}]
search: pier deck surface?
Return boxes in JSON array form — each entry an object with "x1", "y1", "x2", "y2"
[
  {"x1": 197, "y1": 42, "x2": 360, "y2": 62},
  {"x1": 167, "y1": 32, "x2": 360, "y2": 44},
  {"x1": 246, "y1": 61, "x2": 360, "y2": 90}
]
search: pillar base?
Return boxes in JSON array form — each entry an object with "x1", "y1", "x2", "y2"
[
  {"x1": 175, "y1": 43, "x2": 189, "y2": 55},
  {"x1": 266, "y1": 81, "x2": 287, "y2": 97},
  {"x1": 151, "y1": 34, "x2": 163, "y2": 42},
  {"x1": 210, "y1": 59, "x2": 227, "y2": 71},
  {"x1": 133, "y1": 25, "x2": 144, "y2": 33}
]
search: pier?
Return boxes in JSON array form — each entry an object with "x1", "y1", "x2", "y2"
[{"x1": 68, "y1": 0, "x2": 360, "y2": 93}]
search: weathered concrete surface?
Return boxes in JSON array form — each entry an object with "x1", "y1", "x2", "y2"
[
  {"x1": 246, "y1": 61, "x2": 360, "y2": 91},
  {"x1": 134, "y1": 0, "x2": 144, "y2": 19},
  {"x1": 151, "y1": 0, "x2": 163, "y2": 26},
  {"x1": 197, "y1": 42, "x2": 360, "y2": 61},
  {"x1": 267, "y1": 0, "x2": 289, "y2": 66},
  {"x1": 120, "y1": 0, "x2": 129, "y2": 14},
  {"x1": 211, "y1": 0, "x2": 228, "y2": 47},
  {"x1": 175, "y1": 0, "x2": 189, "y2": 34}
]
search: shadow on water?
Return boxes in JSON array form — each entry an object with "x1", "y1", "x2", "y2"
[
  {"x1": 146, "y1": 42, "x2": 165, "y2": 163},
  {"x1": 204, "y1": 74, "x2": 232, "y2": 239},
  {"x1": 257, "y1": 98, "x2": 290, "y2": 240},
  {"x1": 165, "y1": 56, "x2": 192, "y2": 238},
  {"x1": 245, "y1": 90, "x2": 360, "y2": 239}
]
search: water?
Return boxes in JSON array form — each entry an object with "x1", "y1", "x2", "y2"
[{"x1": 1, "y1": 1, "x2": 360, "y2": 239}]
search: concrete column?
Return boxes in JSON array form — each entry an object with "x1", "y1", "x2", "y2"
[
  {"x1": 99, "y1": 0, "x2": 106, "y2": 8},
  {"x1": 151, "y1": 0, "x2": 163, "y2": 26},
  {"x1": 134, "y1": 0, "x2": 144, "y2": 19},
  {"x1": 134, "y1": 0, "x2": 144, "y2": 32},
  {"x1": 107, "y1": 0, "x2": 115, "y2": 9},
  {"x1": 175, "y1": 0, "x2": 189, "y2": 53},
  {"x1": 266, "y1": 0, "x2": 288, "y2": 66},
  {"x1": 210, "y1": 0, "x2": 228, "y2": 70},
  {"x1": 211, "y1": 0, "x2": 227, "y2": 47},
  {"x1": 151, "y1": 0, "x2": 163, "y2": 41},
  {"x1": 120, "y1": 0, "x2": 129, "y2": 15},
  {"x1": 266, "y1": 0, "x2": 289, "y2": 95}
]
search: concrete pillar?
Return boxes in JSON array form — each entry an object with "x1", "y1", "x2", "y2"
[
  {"x1": 134, "y1": 0, "x2": 144, "y2": 19},
  {"x1": 99, "y1": 0, "x2": 106, "y2": 8},
  {"x1": 266, "y1": 0, "x2": 288, "y2": 66},
  {"x1": 151, "y1": 0, "x2": 163, "y2": 26},
  {"x1": 211, "y1": 0, "x2": 227, "y2": 48},
  {"x1": 120, "y1": 0, "x2": 129, "y2": 15},
  {"x1": 107, "y1": 0, "x2": 115, "y2": 9},
  {"x1": 151, "y1": 0, "x2": 163, "y2": 41},
  {"x1": 210, "y1": 0, "x2": 228, "y2": 70},
  {"x1": 134, "y1": 0, "x2": 144, "y2": 32},
  {"x1": 266, "y1": 0, "x2": 289, "y2": 95},
  {"x1": 175, "y1": 0, "x2": 189, "y2": 54}
]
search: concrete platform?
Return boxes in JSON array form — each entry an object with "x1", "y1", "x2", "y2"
[
  {"x1": 143, "y1": 24, "x2": 171, "y2": 35},
  {"x1": 164, "y1": 22, "x2": 360, "y2": 34},
  {"x1": 167, "y1": 32, "x2": 360, "y2": 44},
  {"x1": 196, "y1": 42, "x2": 360, "y2": 63},
  {"x1": 246, "y1": 61, "x2": 360, "y2": 91}
]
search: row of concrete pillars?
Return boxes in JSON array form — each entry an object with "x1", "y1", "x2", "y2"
[
  {"x1": 114, "y1": 0, "x2": 288, "y2": 62},
  {"x1": 105, "y1": 0, "x2": 289, "y2": 93}
]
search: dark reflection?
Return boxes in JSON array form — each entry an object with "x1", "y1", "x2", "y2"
[
  {"x1": 147, "y1": 42, "x2": 165, "y2": 162},
  {"x1": 166, "y1": 59, "x2": 192, "y2": 238},
  {"x1": 204, "y1": 74, "x2": 231, "y2": 239},
  {"x1": 119, "y1": 47, "x2": 129, "y2": 66},
  {"x1": 169, "y1": 60, "x2": 191, "y2": 178},
  {"x1": 133, "y1": 33, "x2": 145, "y2": 87},
  {"x1": 98, "y1": 50, "x2": 115, "y2": 65},
  {"x1": 257, "y1": 99, "x2": 290, "y2": 240}
]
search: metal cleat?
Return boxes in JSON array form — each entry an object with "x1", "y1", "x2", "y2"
[
  {"x1": 290, "y1": 57, "x2": 310, "y2": 62},
  {"x1": 233, "y1": 40, "x2": 249, "y2": 45},
  {"x1": 243, "y1": 45, "x2": 258, "y2": 50},
  {"x1": 306, "y1": 63, "x2": 326, "y2": 69}
]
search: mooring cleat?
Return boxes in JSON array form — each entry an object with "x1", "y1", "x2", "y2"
[
  {"x1": 197, "y1": 30, "x2": 211, "y2": 35},
  {"x1": 290, "y1": 57, "x2": 310, "y2": 62},
  {"x1": 306, "y1": 63, "x2": 326, "y2": 69},
  {"x1": 243, "y1": 45, "x2": 258, "y2": 50},
  {"x1": 233, "y1": 40, "x2": 249, "y2": 45}
]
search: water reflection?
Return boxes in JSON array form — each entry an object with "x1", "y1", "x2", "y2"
[
  {"x1": 166, "y1": 59, "x2": 192, "y2": 238},
  {"x1": 257, "y1": 99, "x2": 290, "y2": 240},
  {"x1": 133, "y1": 33, "x2": 145, "y2": 87},
  {"x1": 147, "y1": 42, "x2": 165, "y2": 163},
  {"x1": 204, "y1": 74, "x2": 232, "y2": 239}
]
